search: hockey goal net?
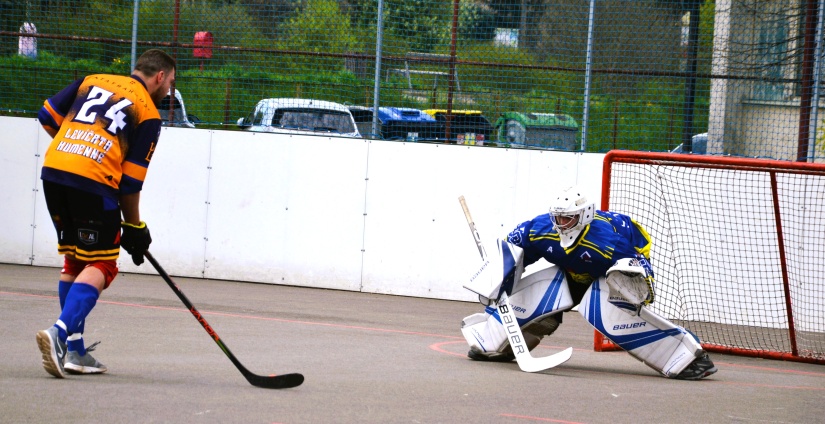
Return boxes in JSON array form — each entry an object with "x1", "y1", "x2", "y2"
[{"x1": 595, "y1": 150, "x2": 825, "y2": 364}]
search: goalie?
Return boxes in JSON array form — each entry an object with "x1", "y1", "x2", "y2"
[{"x1": 462, "y1": 185, "x2": 717, "y2": 380}]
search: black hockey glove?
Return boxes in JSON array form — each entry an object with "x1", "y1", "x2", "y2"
[{"x1": 121, "y1": 221, "x2": 152, "y2": 265}]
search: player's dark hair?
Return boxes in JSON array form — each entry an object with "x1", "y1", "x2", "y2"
[{"x1": 134, "y1": 49, "x2": 176, "y2": 76}]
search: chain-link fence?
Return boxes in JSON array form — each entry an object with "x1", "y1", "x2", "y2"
[{"x1": 2, "y1": 0, "x2": 824, "y2": 161}]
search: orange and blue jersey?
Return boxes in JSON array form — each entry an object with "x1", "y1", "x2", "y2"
[
  {"x1": 38, "y1": 74, "x2": 161, "y2": 198},
  {"x1": 506, "y1": 210, "x2": 653, "y2": 286}
]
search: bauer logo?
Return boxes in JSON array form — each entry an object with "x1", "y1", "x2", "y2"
[
  {"x1": 78, "y1": 229, "x2": 98, "y2": 245},
  {"x1": 613, "y1": 322, "x2": 647, "y2": 331},
  {"x1": 500, "y1": 312, "x2": 528, "y2": 352}
]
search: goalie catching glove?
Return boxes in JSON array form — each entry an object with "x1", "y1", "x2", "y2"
[
  {"x1": 605, "y1": 256, "x2": 655, "y2": 316},
  {"x1": 121, "y1": 221, "x2": 152, "y2": 265}
]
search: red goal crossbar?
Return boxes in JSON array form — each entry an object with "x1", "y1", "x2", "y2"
[{"x1": 595, "y1": 150, "x2": 825, "y2": 365}]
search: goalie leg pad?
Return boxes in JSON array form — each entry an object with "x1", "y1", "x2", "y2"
[
  {"x1": 463, "y1": 313, "x2": 559, "y2": 361},
  {"x1": 462, "y1": 266, "x2": 571, "y2": 361},
  {"x1": 579, "y1": 279, "x2": 703, "y2": 377}
]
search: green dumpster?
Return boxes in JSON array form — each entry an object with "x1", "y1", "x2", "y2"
[{"x1": 495, "y1": 112, "x2": 579, "y2": 150}]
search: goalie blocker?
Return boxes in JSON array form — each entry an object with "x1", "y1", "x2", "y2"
[{"x1": 462, "y1": 239, "x2": 710, "y2": 379}]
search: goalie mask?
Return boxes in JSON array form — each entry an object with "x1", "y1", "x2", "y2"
[{"x1": 549, "y1": 186, "x2": 595, "y2": 248}]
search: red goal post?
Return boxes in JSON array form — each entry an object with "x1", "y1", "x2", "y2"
[{"x1": 595, "y1": 150, "x2": 825, "y2": 365}]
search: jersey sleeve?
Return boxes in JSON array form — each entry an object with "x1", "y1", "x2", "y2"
[
  {"x1": 602, "y1": 211, "x2": 652, "y2": 260},
  {"x1": 37, "y1": 78, "x2": 84, "y2": 132},
  {"x1": 506, "y1": 220, "x2": 543, "y2": 268},
  {"x1": 120, "y1": 118, "x2": 161, "y2": 195}
]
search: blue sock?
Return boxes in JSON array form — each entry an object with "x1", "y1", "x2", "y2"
[
  {"x1": 59, "y1": 281, "x2": 86, "y2": 335},
  {"x1": 58, "y1": 283, "x2": 99, "y2": 352},
  {"x1": 58, "y1": 280, "x2": 72, "y2": 309},
  {"x1": 67, "y1": 335, "x2": 87, "y2": 356},
  {"x1": 53, "y1": 322, "x2": 68, "y2": 342}
]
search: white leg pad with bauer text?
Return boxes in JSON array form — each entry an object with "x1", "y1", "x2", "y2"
[
  {"x1": 462, "y1": 266, "x2": 573, "y2": 357},
  {"x1": 579, "y1": 279, "x2": 702, "y2": 377}
]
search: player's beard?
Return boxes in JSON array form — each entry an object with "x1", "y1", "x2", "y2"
[
  {"x1": 151, "y1": 88, "x2": 166, "y2": 108},
  {"x1": 150, "y1": 73, "x2": 173, "y2": 108}
]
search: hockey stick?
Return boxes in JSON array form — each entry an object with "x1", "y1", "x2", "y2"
[
  {"x1": 458, "y1": 196, "x2": 573, "y2": 373},
  {"x1": 458, "y1": 195, "x2": 487, "y2": 260},
  {"x1": 145, "y1": 251, "x2": 304, "y2": 389}
]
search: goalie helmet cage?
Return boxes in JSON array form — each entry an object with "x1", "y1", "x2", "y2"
[{"x1": 594, "y1": 150, "x2": 825, "y2": 365}]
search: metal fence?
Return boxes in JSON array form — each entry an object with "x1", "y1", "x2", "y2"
[{"x1": 1, "y1": 0, "x2": 824, "y2": 161}]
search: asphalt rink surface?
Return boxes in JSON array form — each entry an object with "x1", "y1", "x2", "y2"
[{"x1": 2, "y1": 263, "x2": 823, "y2": 424}]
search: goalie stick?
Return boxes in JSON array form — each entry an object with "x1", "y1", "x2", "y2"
[
  {"x1": 145, "y1": 251, "x2": 304, "y2": 389},
  {"x1": 458, "y1": 196, "x2": 573, "y2": 373}
]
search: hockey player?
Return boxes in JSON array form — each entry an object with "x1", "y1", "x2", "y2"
[
  {"x1": 463, "y1": 185, "x2": 717, "y2": 380},
  {"x1": 35, "y1": 49, "x2": 176, "y2": 378}
]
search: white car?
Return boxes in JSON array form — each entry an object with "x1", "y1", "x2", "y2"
[
  {"x1": 237, "y1": 98, "x2": 361, "y2": 138},
  {"x1": 671, "y1": 133, "x2": 708, "y2": 154},
  {"x1": 160, "y1": 89, "x2": 198, "y2": 128}
]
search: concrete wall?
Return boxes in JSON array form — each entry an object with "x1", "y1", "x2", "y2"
[{"x1": 1, "y1": 116, "x2": 604, "y2": 302}]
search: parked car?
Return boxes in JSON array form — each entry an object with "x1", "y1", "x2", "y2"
[
  {"x1": 421, "y1": 109, "x2": 495, "y2": 145},
  {"x1": 237, "y1": 98, "x2": 360, "y2": 138},
  {"x1": 494, "y1": 112, "x2": 578, "y2": 150},
  {"x1": 671, "y1": 133, "x2": 708, "y2": 154},
  {"x1": 349, "y1": 106, "x2": 442, "y2": 141},
  {"x1": 159, "y1": 89, "x2": 199, "y2": 128}
]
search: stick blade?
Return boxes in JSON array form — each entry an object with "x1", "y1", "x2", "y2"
[
  {"x1": 516, "y1": 347, "x2": 573, "y2": 373},
  {"x1": 246, "y1": 372, "x2": 305, "y2": 389}
]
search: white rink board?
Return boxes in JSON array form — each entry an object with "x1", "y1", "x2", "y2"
[
  {"x1": 31, "y1": 124, "x2": 62, "y2": 268},
  {"x1": 0, "y1": 118, "x2": 41, "y2": 265},
  {"x1": 1, "y1": 115, "x2": 599, "y2": 300},
  {"x1": 200, "y1": 130, "x2": 368, "y2": 290},
  {"x1": 360, "y1": 142, "x2": 601, "y2": 300},
  {"x1": 118, "y1": 126, "x2": 213, "y2": 276}
]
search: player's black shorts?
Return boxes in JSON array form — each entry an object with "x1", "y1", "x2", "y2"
[{"x1": 42, "y1": 180, "x2": 121, "y2": 261}]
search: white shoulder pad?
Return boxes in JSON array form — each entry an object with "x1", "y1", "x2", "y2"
[{"x1": 464, "y1": 239, "x2": 524, "y2": 301}]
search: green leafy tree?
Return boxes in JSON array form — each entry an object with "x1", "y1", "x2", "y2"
[
  {"x1": 458, "y1": 0, "x2": 496, "y2": 41},
  {"x1": 349, "y1": 0, "x2": 446, "y2": 54},
  {"x1": 0, "y1": 0, "x2": 26, "y2": 55},
  {"x1": 391, "y1": 0, "x2": 442, "y2": 52},
  {"x1": 282, "y1": 0, "x2": 357, "y2": 70},
  {"x1": 240, "y1": 0, "x2": 299, "y2": 40}
]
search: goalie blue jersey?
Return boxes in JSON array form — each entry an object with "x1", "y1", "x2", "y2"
[{"x1": 506, "y1": 210, "x2": 652, "y2": 286}]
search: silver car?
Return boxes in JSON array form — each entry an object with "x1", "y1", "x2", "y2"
[{"x1": 237, "y1": 98, "x2": 361, "y2": 138}]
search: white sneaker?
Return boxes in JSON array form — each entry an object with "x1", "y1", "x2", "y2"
[
  {"x1": 65, "y1": 344, "x2": 107, "y2": 374},
  {"x1": 36, "y1": 327, "x2": 66, "y2": 378}
]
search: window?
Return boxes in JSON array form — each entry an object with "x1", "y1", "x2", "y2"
[{"x1": 272, "y1": 109, "x2": 355, "y2": 134}]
